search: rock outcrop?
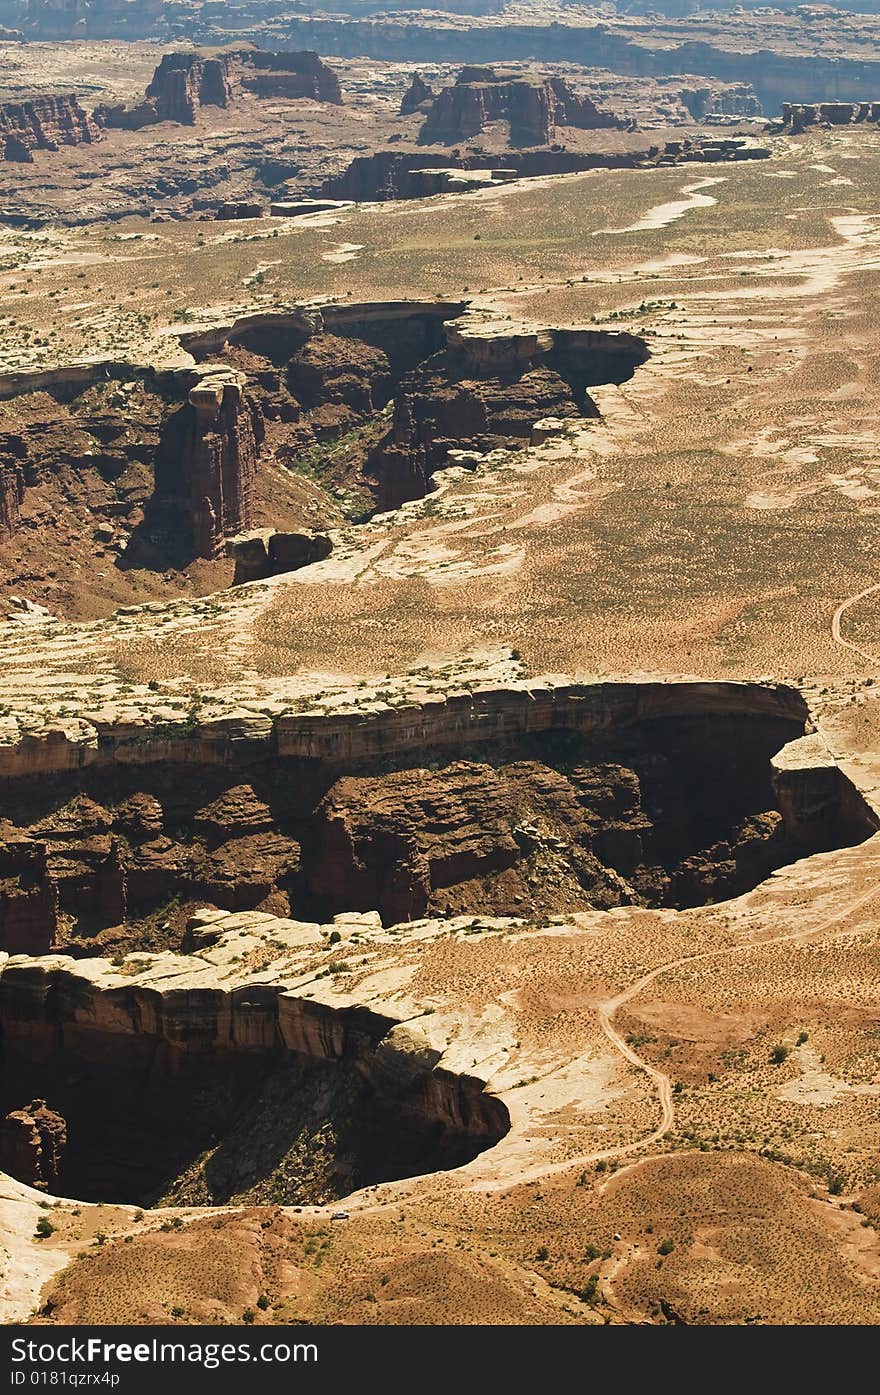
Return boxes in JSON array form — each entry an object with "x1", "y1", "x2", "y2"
[
  {"x1": 0, "y1": 94, "x2": 101, "y2": 162},
  {"x1": 241, "y1": 50, "x2": 342, "y2": 105},
  {"x1": 98, "y1": 47, "x2": 341, "y2": 130},
  {"x1": 419, "y1": 66, "x2": 624, "y2": 146},
  {"x1": 0, "y1": 832, "x2": 59, "y2": 956},
  {"x1": 771, "y1": 732, "x2": 875, "y2": 852},
  {"x1": 152, "y1": 367, "x2": 264, "y2": 559},
  {"x1": 302, "y1": 759, "x2": 662, "y2": 926},
  {"x1": 779, "y1": 101, "x2": 880, "y2": 134},
  {"x1": 0, "y1": 458, "x2": 25, "y2": 536},
  {"x1": 97, "y1": 50, "x2": 232, "y2": 129},
  {"x1": 400, "y1": 71, "x2": 435, "y2": 116},
  {"x1": 679, "y1": 82, "x2": 762, "y2": 119},
  {"x1": 0, "y1": 1099, "x2": 66, "y2": 1192},
  {"x1": 227, "y1": 529, "x2": 333, "y2": 586}
]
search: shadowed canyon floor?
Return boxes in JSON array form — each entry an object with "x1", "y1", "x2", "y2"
[{"x1": 2, "y1": 110, "x2": 880, "y2": 1326}]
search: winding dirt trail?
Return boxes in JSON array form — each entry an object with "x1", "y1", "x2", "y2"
[
  {"x1": 832, "y1": 580, "x2": 880, "y2": 667},
  {"x1": 589, "y1": 875, "x2": 880, "y2": 1170}
]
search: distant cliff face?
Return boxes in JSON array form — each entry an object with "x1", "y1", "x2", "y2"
[
  {"x1": 419, "y1": 67, "x2": 623, "y2": 146},
  {"x1": 21, "y1": 0, "x2": 166, "y2": 41},
  {"x1": 0, "y1": 93, "x2": 101, "y2": 161},
  {"x1": 780, "y1": 100, "x2": 880, "y2": 132},
  {"x1": 242, "y1": 49, "x2": 343, "y2": 104},
  {"x1": 273, "y1": 15, "x2": 880, "y2": 114},
  {"x1": 98, "y1": 47, "x2": 342, "y2": 130}
]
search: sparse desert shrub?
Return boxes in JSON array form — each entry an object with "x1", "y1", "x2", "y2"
[
  {"x1": 771, "y1": 1044, "x2": 789, "y2": 1064},
  {"x1": 658, "y1": 1238, "x2": 675, "y2": 1256},
  {"x1": 35, "y1": 1217, "x2": 55, "y2": 1239}
]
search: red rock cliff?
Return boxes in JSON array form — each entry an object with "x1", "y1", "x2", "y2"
[
  {"x1": 0, "y1": 93, "x2": 101, "y2": 162},
  {"x1": 153, "y1": 367, "x2": 264, "y2": 560}
]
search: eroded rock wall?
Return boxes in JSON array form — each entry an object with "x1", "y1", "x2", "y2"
[
  {"x1": 780, "y1": 101, "x2": 880, "y2": 133},
  {"x1": 0, "y1": 956, "x2": 508, "y2": 1203},
  {"x1": 419, "y1": 67, "x2": 623, "y2": 145},
  {"x1": 0, "y1": 689, "x2": 839, "y2": 952},
  {"x1": 98, "y1": 47, "x2": 342, "y2": 130},
  {"x1": 0, "y1": 94, "x2": 101, "y2": 162},
  {"x1": 366, "y1": 326, "x2": 648, "y2": 511}
]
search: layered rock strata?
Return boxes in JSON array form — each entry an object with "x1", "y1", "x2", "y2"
[
  {"x1": 0, "y1": 936, "x2": 509, "y2": 1203},
  {"x1": 418, "y1": 66, "x2": 624, "y2": 145},
  {"x1": 227, "y1": 529, "x2": 333, "y2": 585},
  {"x1": 780, "y1": 100, "x2": 880, "y2": 133},
  {"x1": 0, "y1": 681, "x2": 873, "y2": 956},
  {"x1": 98, "y1": 47, "x2": 341, "y2": 131},
  {"x1": 322, "y1": 136, "x2": 769, "y2": 202},
  {"x1": 152, "y1": 367, "x2": 263, "y2": 559},
  {"x1": 0, "y1": 94, "x2": 101, "y2": 162}
]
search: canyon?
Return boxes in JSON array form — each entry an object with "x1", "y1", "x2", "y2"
[
  {"x1": 0, "y1": 302, "x2": 648, "y2": 610},
  {"x1": 0, "y1": 678, "x2": 872, "y2": 1214},
  {"x1": 2, "y1": 10, "x2": 880, "y2": 1332},
  {"x1": 0, "y1": 923, "x2": 510, "y2": 1205},
  {"x1": 0, "y1": 677, "x2": 872, "y2": 954}
]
